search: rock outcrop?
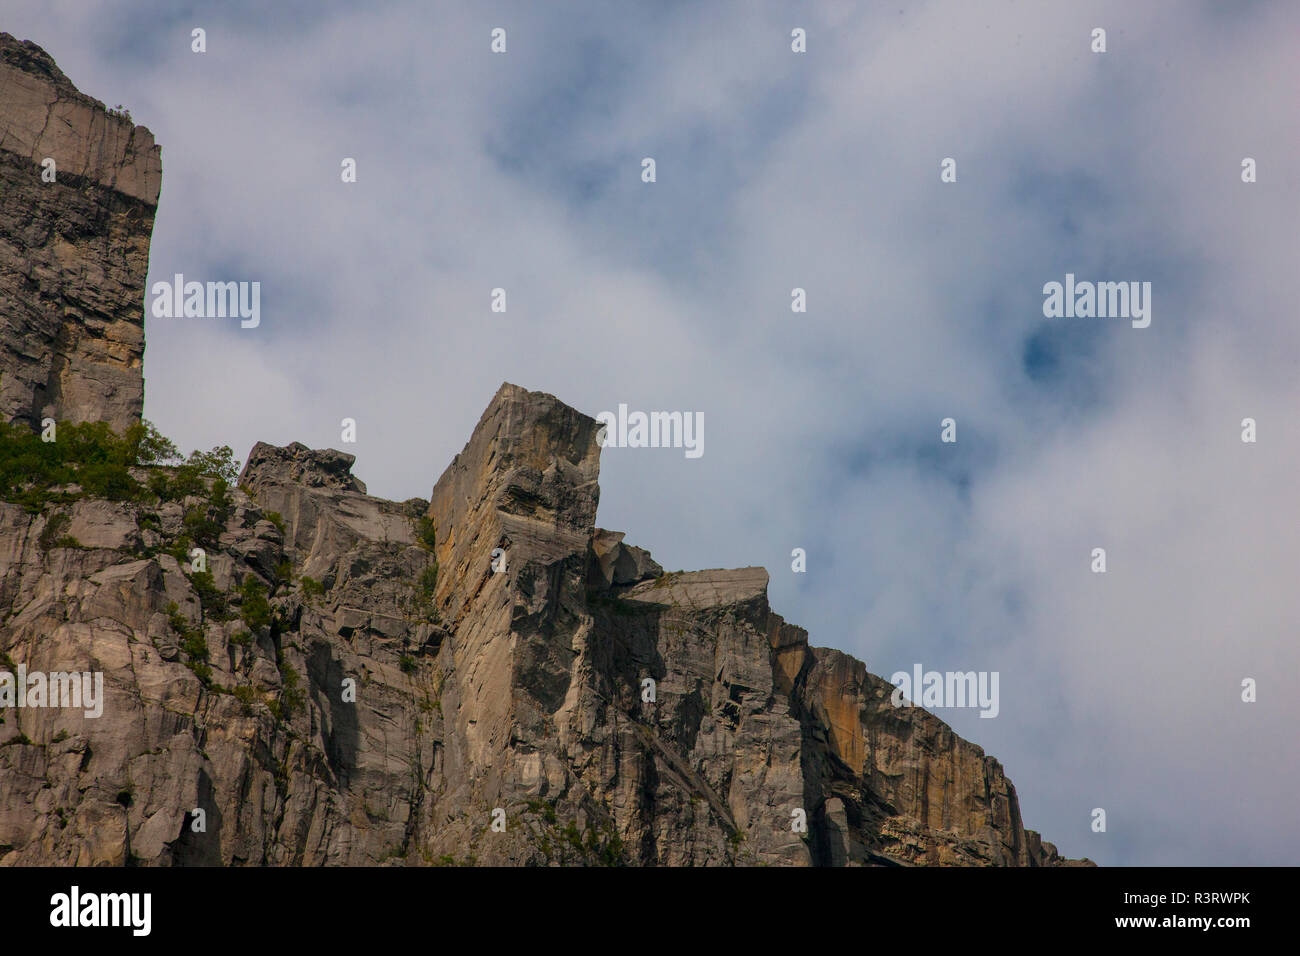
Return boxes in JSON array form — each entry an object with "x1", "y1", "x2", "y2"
[
  {"x1": 0, "y1": 33, "x2": 161, "y2": 433},
  {"x1": 0, "y1": 383, "x2": 1088, "y2": 866}
]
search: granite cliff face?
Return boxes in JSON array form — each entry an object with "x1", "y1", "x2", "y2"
[
  {"x1": 0, "y1": 383, "x2": 1086, "y2": 866},
  {"x1": 0, "y1": 37, "x2": 1087, "y2": 867},
  {"x1": 0, "y1": 33, "x2": 161, "y2": 433}
]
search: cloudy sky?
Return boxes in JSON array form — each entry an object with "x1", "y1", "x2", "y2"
[{"x1": 7, "y1": 0, "x2": 1298, "y2": 865}]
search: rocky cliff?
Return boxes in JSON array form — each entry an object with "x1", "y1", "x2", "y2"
[
  {"x1": 0, "y1": 36, "x2": 1086, "y2": 867},
  {"x1": 0, "y1": 382, "x2": 1086, "y2": 866},
  {"x1": 0, "y1": 32, "x2": 161, "y2": 433}
]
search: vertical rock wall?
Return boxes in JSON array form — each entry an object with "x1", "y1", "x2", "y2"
[{"x1": 0, "y1": 33, "x2": 161, "y2": 432}]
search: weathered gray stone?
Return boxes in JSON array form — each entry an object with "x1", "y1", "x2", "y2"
[
  {"x1": 241, "y1": 442, "x2": 367, "y2": 494},
  {"x1": 0, "y1": 33, "x2": 161, "y2": 434},
  {"x1": 0, "y1": 383, "x2": 1090, "y2": 866},
  {"x1": 589, "y1": 529, "x2": 663, "y2": 588}
]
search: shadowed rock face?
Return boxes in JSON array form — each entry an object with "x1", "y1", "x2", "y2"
[
  {"x1": 0, "y1": 33, "x2": 162, "y2": 433},
  {"x1": 0, "y1": 383, "x2": 1088, "y2": 866}
]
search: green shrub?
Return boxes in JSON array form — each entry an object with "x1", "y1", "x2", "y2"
[
  {"x1": 37, "y1": 513, "x2": 70, "y2": 552},
  {"x1": 0, "y1": 419, "x2": 191, "y2": 506},
  {"x1": 276, "y1": 652, "x2": 305, "y2": 718},
  {"x1": 0, "y1": 420, "x2": 145, "y2": 509},
  {"x1": 125, "y1": 420, "x2": 181, "y2": 467},
  {"x1": 165, "y1": 600, "x2": 189, "y2": 634},
  {"x1": 209, "y1": 478, "x2": 231, "y2": 521},
  {"x1": 412, "y1": 563, "x2": 440, "y2": 622},
  {"x1": 77, "y1": 460, "x2": 137, "y2": 499},
  {"x1": 158, "y1": 466, "x2": 204, "y2": 502},
  {"x1": 187, "y1": 570, "x2": 229, "y2": 620},
  {"x1": 186, "y1": 446, "x2": 238, "y2": 486},
  {"x1": 182, "y1": 504, "x2": 222, "y2": 548},
  {"x1": 138, "y1": 432, "x2": 237, "y2": 503},
  {"x1": 238, "y1": 576, "x2": 273, "y2": 632},
  {"x1": 181, "y1": 477, "x2": 232, "y2": 548},
  {"x1": 418, "y1": 564, "x2": 438, "y2": 594},
  {"x1": 167, "y1": 534, "x2": 193, "y2": 565},
  {"x1": 179, "y1": 630, "x2": 208, "y2": 663},
  {"x1": 413, "y1": 516, "x2": 437, "y2": 551},
  {"x1": 232, "y1": 685, "x2": 260, "y2": 716},
  {"x1": 166, "y1": 601, "x2": 213, "y2": 687},
  {"x1": 189, "y1": 661, "x2": 213, "y2": 684}
]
